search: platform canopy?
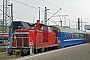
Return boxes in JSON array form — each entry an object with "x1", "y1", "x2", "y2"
[{"x1": 84, "y1": 25, "x2": 90, "y2": 30}]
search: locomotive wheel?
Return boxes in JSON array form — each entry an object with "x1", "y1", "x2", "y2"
[
  {"x1": 14, "y1": 50, "x2": 21, "y2": 57},
  {"x1": 57, "y1": 40, "x2": 60, "y2": 49},
  {"x1": 23, "y1": 49, "x2": 28, "y2": 55}
]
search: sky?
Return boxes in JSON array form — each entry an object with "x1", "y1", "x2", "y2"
[{"x1": 0, "y1": 0, "x2": 90, "y2": 30}]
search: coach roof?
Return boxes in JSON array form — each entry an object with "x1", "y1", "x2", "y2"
[{"x1": 53, "y1": 25, "x2": 84, "y2": 33}]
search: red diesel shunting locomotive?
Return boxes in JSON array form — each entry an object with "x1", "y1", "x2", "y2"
[{"x1": 8, "y1": 20, "x2": 58, "y2": 55}]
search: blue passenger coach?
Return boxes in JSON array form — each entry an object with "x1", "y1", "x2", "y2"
[{"x1": 53, "y1": 26, "x2": 85, "y2": 48}]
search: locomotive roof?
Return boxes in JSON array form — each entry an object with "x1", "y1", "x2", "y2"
[{"x1": 53, "y1": 25, "x2": 85, "y2": 33}]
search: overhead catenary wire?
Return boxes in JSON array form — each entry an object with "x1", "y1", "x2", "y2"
[
  {"x1": 27, "y1": 0, "x2": 78, "y2": 22},
  {"x1": 14, "y1": 11, "x2": 34, "y2": 17},
  {"x1": 13, "y1": 0, "x2": 85, "y2": 25},
  {"x1": 32, "y1": 0, "x2": 44, "y2": 7},
  {"x1": 1, "y1": 0, "x2": 44, "y2": 18},
  {"x1": 30, "y1": 0, "x2": 60, "y2": 15},
  {"x1": 67, "y1": 18, "x2": 77, "y2": 23},
  {"x1": 13, "y1": 0, "x2": 60, "y2": 16},
  {"x1": 0, "y1": 9, "x2": 3, "y2": 12},
  {"x1": 27, "y1": 0, "x2": 44, "y2": 9},
  {"x1": 28, "y1": 0, "x2": 59, "y2": 15},
  {"x1": 42, "y1": 0, "x2": 84, "y2": 28},
  {"x1": 42, "y1": 0, "x2": 79, "y2": 19},
  {"x1": 61, "y1": 9, "x2": 79, "y2": 18},
  {"x1": 12, "y1": 0, "x2": 45, "y2": 20},
  {"x1": 13, "y1": 0, "x2": 38, "y2": 9},
  {"x1": 0, "y1": 9, "x2": 33, "y2": 17},
  {"x1": 13, "y1": 0, "x2": 53, "y2": 15},
  {"x1": 14, "y1": 0, "x2": 52, "y2": 13},
  {"x1": 47, "y1": 8, "x2": 61, "y2": 21},
  {"x1": 42, "y1": 0, "x2": 59, "y2": 9},
  {"x1": 0, "y1": 9, "x2": 3, "y2": 16}
]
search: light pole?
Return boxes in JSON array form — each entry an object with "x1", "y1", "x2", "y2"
[
  {"x1": 2, "y1": 0, "x2": 4, "y2": 40},
  {"x1": 67, "y1": 19, "x2": 70, "y2": 28},
  {"x1": 78, "y1": 18, "x2": 80, "y2": 30},
  {"x1": 53, "y1": 16, "x2": 62, "y2": 27},
  {"x1": 8, "y1": 3, "x2": 13, "y2": 46},
  {"x1": 38, "y1": 7, "x2": 40, "y2": 20},
  {"x1": 44, "y1": 7, "x2": 50, "y2": 25},
  {"x1": 33, "y1": 17, "x2": 35, "y2": 23},
  {"x1": 60, "y1": 20, "x2": 62, "y2": 27},
  {"x1": 8, "y1": 3, "x2": 13, "y2": 34},
  {"x1": 53, "y1": 15, "x2": 68, "y2": 27}
]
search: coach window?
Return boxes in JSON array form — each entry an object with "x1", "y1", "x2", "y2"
[
  {"x1": 82, "y1": 34, "x2": 84, "y2": 39},
  {"x1": 71, "y1": 34, "x2": 75, "y2": 39},
  {"x1": 74, "y1": 34, "x2": 76, "y2": 39},
  {"x1": 66, "y1": 34, "x2": 68, "y2": 39},
  {"x1": 66, "y1": 33, "x2": 69, "y2": 39},
  {"x1": 79, "y1": 34, "x2": 81, "y2": 39},
  {"x1": 72, "y1": 34, "x2": 74, "y2": 39},
  {"x1": 70, "y1": 33, "x2": 71, "y2": 39},
  {"x1": 68, "y1": 34, "x2": 70, "y2": 39},
  {"x1": 70, "y1": 34, "x2": 72, "y2": 39},
  {"x1": 62, "y1": 33, "x2": 64, "y2": 40},
  {"x1": 75, "y1": 34, "x2": 77, "y2": 39},
  {"x1": 71, "y1": 34, "x2": 73, "y2": 39},
  {"x1": 79, "y1": 33, "x2": 83, "y2": 39},
  {"x1": 77, "y1": 34, "x2": 78, "y2": 39}
]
